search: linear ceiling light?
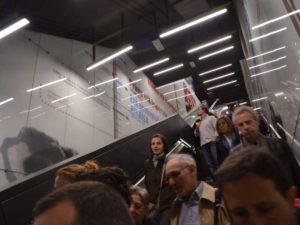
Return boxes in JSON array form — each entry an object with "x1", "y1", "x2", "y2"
[
  {"x1": 0, "y1": 97, "x2": 14, "y2": 106},
  {"x1": 163, "y1": 87, "x2": 187, "y2": 95},
  {"x1": 250, "y1": 65, "x2": 287, "y2": 77},
  {"x1": 167, "y1": 94, "x2": 193, "y2": 102},
  {"x1": 274, "y1": 92, "x2": 284, "y2": 97},
  {"x1": 20, "y1": 106, "x2": 42, "y2": 114},
  {"x1": 188, "y1": 35, "x2": 232, "y2": 53},
  {"x1": 51, "y1": 93, "x2": 77, "y2": 103},
  {"x1": 203, "y1": 72, "x2": 235, "y2": 84},
  {"x1": 249, "y1": 27, "x2": 287, "y2": 42},
  {"x1": 117, "y1": 79, "x2": 142, "y2": 89},
  {"x1": 159, "y1": 8, "x2": 227, "y2": 38},
  {"x1": 88, "y1": 77, "x2": 118, "y2": 89},
  {"x1": 153, "y1": 63, "x2": 184, "y2": 76},
  {"x1": 252, "y1": 9, "x2": 300, "y2": 30},
  {"x1": 0, "y1": 18, "x2": 30, "y2": 39},
  {"x1": 31, "y1": 112, "x2": 46, "y2": 120},
  {"x1": 254, "y1": 107, "x2": 262, "y2": 111},
  {"x1": 27, "y1": 78, "x2": 67, "y2": 92},
  {"x1": 199, "y1": 46, "x2": 234, "y2": 60},
  {"x1": 156, "y1": 80, "x2": 183, "y2": 90},
  {"x1": 133, "y1": 58, "x2": 169, "y2": 73},
  {"x1": 56, "y1": 103, "x2": 74, "y2": 110},
  {"x1": 251, "y1": 97, "x2": 268, "y2": 102},
  {"x1": 206, "y1": 80, "x2": 237, "y2": 90},
  {"x1": 240, "y1": 101, "x2": 248, "y2": 105},
  {"x1": 247, "y1": 46, "x2": 286, "y2": 60},
  {"x1": 83, "y1": 91, "x2": 105, "y2": 100},
  {"x1": 86, "y1": 45, "x2": 133, "y2": 71},
  {"x1": 199, "y1": 63, "x2": 232, "y2": 76},
  {"x1": 249, "y1": 56, "x2": 287, "y2": 69}
]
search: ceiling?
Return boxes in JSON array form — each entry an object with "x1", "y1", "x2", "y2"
[{"x1": 0, "y1": 0, "x2": 249, "y2": 106}]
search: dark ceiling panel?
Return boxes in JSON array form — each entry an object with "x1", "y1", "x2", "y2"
[{"x1": 0, "y1": 0, "x2": 249, "y2": 105}]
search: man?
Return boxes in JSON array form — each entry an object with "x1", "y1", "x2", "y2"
[
  {"x1": 216, "y1": 148, "x2": 299, "y2": 225},
  {"x1": 194, "y1": 106, "x2": 218, "y2": 173},
  {"x1": 33, "y1": 181, "x2": 133, "y2": 225},
  {"x1": 232, "y1": 106, "x2": 300, "y2": 192},
  {"x1": 165, "y1": 153, "x2": 230, "y2": 225}
]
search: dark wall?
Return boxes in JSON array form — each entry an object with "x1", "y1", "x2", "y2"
[{"x1": 0, "y1": 114, "x2": 193, "y2": 225}]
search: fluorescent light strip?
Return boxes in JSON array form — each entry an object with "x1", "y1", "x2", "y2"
[
  {"x1": 167, "y1": 94, "x2": 193, "y2": 102},
  {"x1": 188, "y1": 35, "x2": 232, "y2": 53},
  {"x1": 117, "y1": 79, "x2": 142, "y2": 89},
  {"x1": 251, "y1": 97, "x2": 268, "y2": 102},
  {"x1": 31, "y1": 112, "x2": 46, "y2": 120},
  {"x1": 156, "y1": 80, "x2": 183, "y2": 90},
  {"x1": 51, "y1": 93, "x2": 77, "y2": 103},
  {"x1": 250, "y1": 65, "x2": 287, "y2": 77},
  {"x1": 121, "y1": 93, "x2": 144, "y2": 101},
  {"x1": 88, "y1": 77, "x2": 118, "y2": 89},
  {"x1": 240, "y1": 102, "x2": 248, "y2": 105},
  {"x1": 153, "y1": 63, "x2": 184, "y2": 76},
  {"x1": 203, "y1": 72, "x2": 235, "y2": 84},
  {"x1": 0, "y1": 97, "x2": 14, "y2": 106},
  {"x1": 163, "y1": 87, "x2": 187, "y2": 96},
  {"x1": 27, "y1": 78, "x2": 67, "y2": 92},
  {"x1": 199, "y1": 46, "x2": 234, "y2": 60},
  {"x1": 275, "y1": 92, "x2": 284, "y2": 97},
  {"x1": 133, "y1": 58, "x2": 169, "y2": 73},
  {"x1": 249, "y1": 27, "x2": 287, "y2": 42},
  {"x1": 159, "y1": 8, "x2": 227, "y2": 38},
  {"x1": 86, "y1": 45, "x2": 133, "y2": 71},
  {"x1": 0, "y1": 18, "x2": 30, "y2": 39},
  {"x1": 252, "y1": 9, "x2": 300, "y2": 30},
  {"x1": 199, "y1": 64, "x2": 232, "y2": 76},
  {"x1": 20, "y1": 106, "x2": 42, "y2": 114},
  {"x1": 249, "y1": 56, "x2": 287, "y2": 69},
  {"x1": 82, "y1": 91, "x2": 105, "y2": 100},
  {"x1": 247, "y1": 46, "x2": 286, "y2": 60},
  {"x1": 254, "y1": 107, "x2": 262, "y2": 111},
  {"x1": 56, "y1": 103, "x2": 74, "y2": 110},
  {"x1": 207, "y1": 80, "x2": 237, "y2": 90}
]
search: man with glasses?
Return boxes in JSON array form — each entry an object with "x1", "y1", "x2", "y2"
[{"x1": 165, "y1": 154, "x2": 230, "y2": 225}]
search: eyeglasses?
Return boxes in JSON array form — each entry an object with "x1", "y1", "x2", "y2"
[{"x1": 165, "y1": 165, "x2": 189, "y2": 182}]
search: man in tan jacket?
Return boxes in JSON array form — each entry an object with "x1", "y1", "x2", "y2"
[{"x1": 165, "y1": 154, "x2": 230, "y2": 225}]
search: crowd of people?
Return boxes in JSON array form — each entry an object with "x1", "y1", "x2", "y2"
[{"x1": 31, "y1": 105, "x2": 300, "y2": 225}]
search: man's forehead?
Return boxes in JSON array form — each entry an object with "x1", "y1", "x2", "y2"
[
  {"x1": 166, "y1": 159, "x2": 181, "y2": 171},
  {"x1": 235, "y1": 111, "x2": 257, "y2": 121}
]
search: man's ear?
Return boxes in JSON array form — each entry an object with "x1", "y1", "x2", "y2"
[
  {"x1": 287, "y1": 186, "x2": 297, "y2": 206},
  {"x1": 188, "y1": 165, "x2": 197, "y2": 175}
]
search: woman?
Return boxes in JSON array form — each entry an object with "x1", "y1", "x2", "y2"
[
  {"x1": 144, "y1": 134, "x2": 175, "y2": 225},
  {"x1": 129, "y1": 186, "x2": 157, "y2": 225},
  {"x1": 54, "y1": 160, "x2": 99, "y2": 189},
  {"x1": 216, "y1": 116, "x2": 240, "y2": 164}
]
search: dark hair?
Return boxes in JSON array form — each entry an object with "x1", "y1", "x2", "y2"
[
  {"x1": 33, "y1": 181, "x2": 133, "y2": 225},
  {"x1": 201, "y1": 106, "x2": 209, "y2": 114},
  {"x1": 216, "y1": 116, "x2": 234, "y2": 136},
  {"x1": 74, "y1": 166, "x2": 131, "y2": 206},
  {"x1": 215, "y1": 147, "x2": 292, "y2": 197},
  {"x1": 151, "y1": 133, "x2": 168, "y2": 154}
]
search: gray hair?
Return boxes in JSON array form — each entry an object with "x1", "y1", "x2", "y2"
[
  {"x1": 165, "y1": 153, "x2": 196, "y2": 167},
  {"x1": 130, "y1": 186, "x2": 149, "y2": 206},
  {"x1": 232, "y1": 106, "x2": 259, "y2": 124}
]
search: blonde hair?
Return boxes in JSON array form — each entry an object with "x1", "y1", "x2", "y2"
[{"x1": 56, "y1": 160, "x2": 100, "y2": 182}]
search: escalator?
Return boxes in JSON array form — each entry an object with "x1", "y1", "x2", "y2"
[{"x1": 0, "y1": 114, "x2": 195, "y2": 225}]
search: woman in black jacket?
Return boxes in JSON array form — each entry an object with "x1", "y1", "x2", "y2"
[
  {"x1": 216, "y1": 116, "x2": 240, "y2": 165},
  {"x1": 144, "y1": 134, "x2": 175, "y2": 225}
]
